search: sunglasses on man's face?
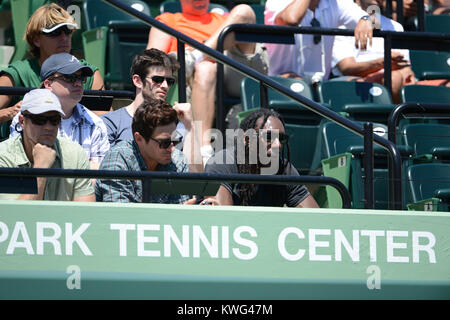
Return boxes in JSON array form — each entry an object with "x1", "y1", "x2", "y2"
[
  {"x1": 149, "y1": 136, "x2": 183, "y2": 149},
  {"x1": 259, "y1": 130, "x2": 290, "y2": 145},
  {"x1": 42, "y1": 26, "x2": 73, "y2": 38},
  {"x1": 51, "y1": 74, "x2": 87, "y2": 85},
  {"x1": 24, "y1": 113, "x2": 61, "y2": 126},
  {"x1": 148, "y1": 75, "x2": 176, "y2": 87},
  {"x1": 310, "y1": 17, "x2": 322, "y2": 45}
]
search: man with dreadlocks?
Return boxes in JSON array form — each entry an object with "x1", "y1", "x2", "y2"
[{"x1": 203, "y1": 108, "x2": 319, "y2": 207}]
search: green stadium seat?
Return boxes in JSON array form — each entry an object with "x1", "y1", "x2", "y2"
[
  {"x1": 9, "y1": 0, "x2": 47, "y2": 63},
  {"x1": 410, "y1": 50, "x2": 450, "y2": 81},
  {"x1": 249, "y1": 4, "x2": 265, "y2": 24},
  {"x1": 401, "y1": 84, "x2": 450, "y2": 104},
  {"x1": 82, "y1": 0, "x2": 151, "y2": 90},
  {"x1": 425, "y1": 14, "x2": 450, "y2": 33},
  {"x1": 400, "y1": 123, "x2": 450, "y2": 162},
  {"x1": 318, "y1": 121, "x2": 412, "y2": 209},
  {"x1": 406, "y1": 163, "x2": 450, "y2": 212},
  {"x1": 240, "y1": 76, "x2": 318, "y2": 121},
  {"x1": 317, "y1": 81, "x2": 395, "y2": 124},
  {"x1": 409, "y1": 14, "x2": 450, "y2": 82}
]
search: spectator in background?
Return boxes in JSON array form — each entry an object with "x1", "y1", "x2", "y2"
[
  {"x1": 203, "y1": 108, "x2": 319, "y2": 208},
  {"x1": 0, "y1": 89, "x2": 95, "y2": 201},
  {"x1": 0, "y1": 3, "x2": 105, "y2": 126},
  {"x1": 264, "y1": 0, "x2": 375, "y2": 84},
  {"x1": 331, "y1": 0, "x2": 417, "y2": 103},
  {"x1": 430, "y1": 0, "x2": 450, "y2": 14},
  {"x1": 101, "y1": 49, "x2": 203, "y2": 172},
  {"x1": 10, "y1": 53, "x2": 110, "y2": 170},
  {"x1": 95, "y1": 99, "x2": 190, "y2": 204},
  {"x1": 147, "y1": 0, "x2": 269, "y2": 165}
]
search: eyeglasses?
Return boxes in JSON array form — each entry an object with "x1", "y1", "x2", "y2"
[
  {"x1": 50, "y1": 74, "x2": 87, "y2": 84},
  {"x1": 310, "y1": 17, "x2": 321, "y2": 45},
  {"x1": 259, "y1": 130, "x2": 289, "y2": 145},
  {"x1": 42, "y1": 26, "x2": 73, "y2": 38},
  {"x1": 149, "y1": 136, "x2": 183, "y2": 149},
  {"x1": 147, "y1": 75, "x2": 176, "y2": 87},
  {"x1": 23, "y1": 113, "x2": 61, "y2": 126}
]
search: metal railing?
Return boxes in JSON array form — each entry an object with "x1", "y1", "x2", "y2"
[
  {"x1": 388, "y1": 102, "x2": 450, "y2": 144},
  {"x1": 0, "y1": 168, "x2": 352, "y2": 208}
]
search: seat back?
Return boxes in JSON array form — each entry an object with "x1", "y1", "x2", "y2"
[
  {"x1": 410, "y1": 50, "x2": 450, "y2": 81},
  {"x1": 83, "y1": 0, "x2": 150, "y2": 30},
  {"x1": 410, "y1": 14, "x2": 450, "y2": 81},
  {"x1": 401, "y1": 123, "x2": 450, "y2": 156},
  {"x1": 320, "y1": 121, "x2": 388, "y2": 159},
  {"x1": 9, "y1": 0, "x2": 47, "y2": 62},
  {"x1": 407, "y1": 163, "x2": 450, "y2": 203},
  {"x1": 425, "y1": 14, "x2": 450, "y2": 33},
  {"x1": 240, "y1": 76, "x2": 319, "y2": 123},
  {"x1": 317, "y1": 81, "x2": 392, "y2": 113},
  {"x1": 83, "y1": 0, "x2": 151, "y2": 89},
  {"x1": 401, "y1": 84, "x2": 450, "y2": 104}
]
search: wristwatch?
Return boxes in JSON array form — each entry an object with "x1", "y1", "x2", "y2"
[{"x1": 360, "y1": 15, "x2": 371, "y2": 21}]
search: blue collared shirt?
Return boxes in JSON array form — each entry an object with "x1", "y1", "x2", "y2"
[{"x1": 95, "y1": 140, "x2": 190, "y2": 203}]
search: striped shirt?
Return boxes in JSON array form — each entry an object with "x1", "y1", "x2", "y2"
[
  {"x1": 10, "y1": 103, "x2": 110, "y2": 163},
  {"x1": 95, "y1": 139, "x2": 189, "y2": 203}
]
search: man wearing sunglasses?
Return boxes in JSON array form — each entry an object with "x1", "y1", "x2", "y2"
[
  {"x1": 101, "y1": 49, "x2": 179, "y2": 148},
  {"x1": 0, "y1": 3, "x2": 104, "y2": 129},
  {"x1": 101, "y1": 49, "x2": 203, "y2": 173},
  {"x1": 204, "y1": 108, "x2": 319, "y2": 208},
  {"x1": 0, "y1": 89, "x2": 95, "y2": 201},
  {"x1": 95, "y1": 99, "x2": 190, "y2": 204},
  {"x1": 9, "y1": 53, "x2": 110, "y2": 170},
  {"x1": 265, "y1": 0, "x2": 375, "y2": 83}
]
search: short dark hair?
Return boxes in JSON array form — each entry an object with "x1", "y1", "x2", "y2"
[
  {"x1": 130, "y1": 49, "x2": 179, "y2": 82},
  {"x1": 132, "y1": 98, "x2": 178, "y2": 142}
]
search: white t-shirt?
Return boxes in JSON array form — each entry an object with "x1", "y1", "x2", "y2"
[
  {"x1": 332, "y1": 14, "x2": 409, "y2": 76},
  {"x1": 264, "y1": 0, "x2": 367, "y2": 82}
]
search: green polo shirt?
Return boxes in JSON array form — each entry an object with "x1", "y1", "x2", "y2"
[{"x1": 0, "y1": 135, "x2": 94, "y2": 200}]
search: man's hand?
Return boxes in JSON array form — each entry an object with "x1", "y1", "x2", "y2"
[
  {"x1": 0, "y1": 101, "x2": 21, "y2": 123},
  {"x1": 32, "y1": 143, "x2": 56, "y2": 169},
  {"x1": 354, "y1": 17, "x2": 374, "y2": 50},
  {"x1": 173, "y1": 102, "x2": 194, "y2": 130}
]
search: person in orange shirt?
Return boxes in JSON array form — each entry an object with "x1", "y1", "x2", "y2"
[{"x1": 147, "y1": 0, "x2": 269, "y2": 165}]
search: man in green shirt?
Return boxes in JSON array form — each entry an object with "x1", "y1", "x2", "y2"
[{"x1": 0, "y1": 88, "x2": 95, "y2": 201}]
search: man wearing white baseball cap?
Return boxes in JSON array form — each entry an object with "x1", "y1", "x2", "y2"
[
  {"x1": 10, "y1": 53, "x2": 110, "y2": 170},
  {"x1": 0, "y1": 89, "x2": 95, "y2": 201}
]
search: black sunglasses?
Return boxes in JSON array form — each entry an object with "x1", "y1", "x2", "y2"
[
  {"x1": 149, "y1": 136, "x2": 183, "y2": 149},
  {"x1": 24, "y1": 113, "x2": 61, "y2": 126},
  {"x1": 51, "y1": 74, "x2": 87, "y2": 84},
  {"x1": 148, "y1": 75, "x2": 176, "y2": 87},
  {"x1": 310, "y1": 17, "x2": 321, "y2": 45},
  {"x1": 42, "y1": 26, "x2": 73, "y2": 38},
  {"x1": 259, "y1": 130, "x2": 290, "y2": 145}
]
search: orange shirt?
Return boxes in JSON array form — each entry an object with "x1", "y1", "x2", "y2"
[{"x1": 156, "y1": 12, "x2": 228, "y2": 53}]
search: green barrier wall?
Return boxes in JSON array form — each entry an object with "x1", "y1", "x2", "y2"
[{"x1": 0, "y1": 201, "x2": 449, "y2": 299}]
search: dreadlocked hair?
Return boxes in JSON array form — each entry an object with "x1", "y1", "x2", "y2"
[{"x1": 236, "y1": 108, "x2": 291, "y2": 206}]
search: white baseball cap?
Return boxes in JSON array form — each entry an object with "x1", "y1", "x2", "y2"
[
  {"x1": 21, "y1": 89, "x2": 65, "y2": 116},
  {"x1": 42, "y1": 22, "x2": 77, "y2": 33}
]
